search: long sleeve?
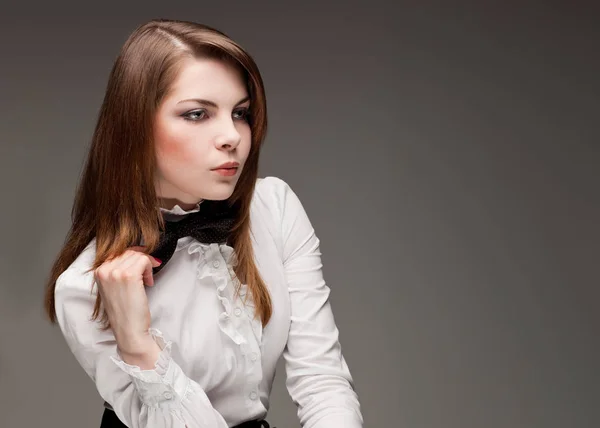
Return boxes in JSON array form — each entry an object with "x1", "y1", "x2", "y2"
[
  {"x1": 54, "y1": 268, "x2": 229, "y2": 428},
  {"x1": 276, "y1": 179, "x2": 364, "y2": 428}
]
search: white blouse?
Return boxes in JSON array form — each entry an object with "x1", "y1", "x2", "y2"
[{"x1": 54, "y1": 176, "x2": 363, "y2": 428}]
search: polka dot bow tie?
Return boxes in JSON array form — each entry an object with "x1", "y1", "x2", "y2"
[{"x1": 150, "y1": 200, "x2": 238, "y2": 275}]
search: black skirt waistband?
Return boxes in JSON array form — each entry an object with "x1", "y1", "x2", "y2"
[{"x1": 100, "y1": 407, "x2": 275, "y2": 428}]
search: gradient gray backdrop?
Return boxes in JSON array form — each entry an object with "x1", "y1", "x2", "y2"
[{"x1": 1, "y1": 2, "x2": 598, "y2": 427}]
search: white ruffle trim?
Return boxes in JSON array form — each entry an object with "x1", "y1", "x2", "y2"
[
  {"x1": 110, "y1": 328, "x2": 173, "y2": 382},
  {"x1": 110, "y1": 328, "x2": 203, "y2": 409},
  {"x1": 186, "y1": 241, "x2": 263, "y2": 350},
  {"x1": 159, "y1": 202, "x2": 203, "y2": 215}
]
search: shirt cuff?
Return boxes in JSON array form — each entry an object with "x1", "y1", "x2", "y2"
[{"x1": 110, "y1": 328, "x2": 190, "y2": 408}]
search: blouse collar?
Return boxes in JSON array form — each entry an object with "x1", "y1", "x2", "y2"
[{"x1": 159, "y1": 200, "x2": 203, "y2": 222}]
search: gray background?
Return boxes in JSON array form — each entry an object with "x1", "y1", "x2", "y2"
[{"x1": 1, "y1": 1, "x2": 598, "y2": 427}]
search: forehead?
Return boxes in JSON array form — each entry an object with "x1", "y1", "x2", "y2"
[{"x1": 167, "y1": 57, "x2": 247, "y2": 102}]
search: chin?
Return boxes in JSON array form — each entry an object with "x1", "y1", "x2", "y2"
[{"x1": 201, "y1": 181, "x2": 237, "y2": 201}]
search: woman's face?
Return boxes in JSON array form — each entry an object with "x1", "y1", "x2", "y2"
[{"x1": 153, "y1": 57, "x2": 252, "y2": 210}]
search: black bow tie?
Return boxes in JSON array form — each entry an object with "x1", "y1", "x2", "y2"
[{"x1": 150, "y1": 200, "x2": 238, "y2": 274}]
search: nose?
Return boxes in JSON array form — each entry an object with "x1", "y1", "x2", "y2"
[{"x1": 214, "y1": 119, "x2": 241, "y2": 151}]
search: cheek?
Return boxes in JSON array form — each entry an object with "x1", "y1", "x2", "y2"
[
  {"x1": 157, "y1": 137, "x2": 183, "y2": 159},
  {"x1": 239, "y1": 128, "x2": 253, "y2": 158},
  {"x1": 155, "y1": 124, "x2": 202, "y2": 165}
]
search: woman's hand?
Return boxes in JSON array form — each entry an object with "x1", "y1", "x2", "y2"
[{"x1": 94, "y1": 246, "x2": 162, "y2": 357}]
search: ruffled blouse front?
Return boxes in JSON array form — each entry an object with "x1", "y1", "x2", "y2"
[
  {"x1": 53, "y1": 177, "x2": 363, "y2": 428},
  {"x1": 157, "y1": 201, "x2": 263, "y2": 354},
  {"x1": 109, "y1": 201, "x2": 266, "y2": 424}
]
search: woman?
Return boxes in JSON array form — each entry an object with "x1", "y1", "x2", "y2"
[{"x1": 44, "y1": 18, "x2": 363, "y2": 428}]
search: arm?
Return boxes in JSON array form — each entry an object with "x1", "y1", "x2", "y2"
[
  {"x1": 54, "y1": 269, "x2": 229, "y2": 428},
  {"x1": 276, "y1": 179, "x2": 364, "y2": 428}
]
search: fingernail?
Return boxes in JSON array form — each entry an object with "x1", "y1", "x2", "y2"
[{"x1": 154, "y1": 257, "x2": 162, "y2": 264}]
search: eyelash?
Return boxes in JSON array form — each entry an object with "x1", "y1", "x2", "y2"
[{"x1": 182, "y1": 108, "x2": 250, "y2": 123}]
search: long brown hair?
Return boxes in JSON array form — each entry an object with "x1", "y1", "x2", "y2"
[{"x1": 43, "y1": 18, "x2": 272, "y2": 330}]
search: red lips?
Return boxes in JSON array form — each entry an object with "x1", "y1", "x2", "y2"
[{"x1": 212, "y1": 161, "x2": 239, "y2": 170}]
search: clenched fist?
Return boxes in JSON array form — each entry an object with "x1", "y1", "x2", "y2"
[{"x1": 94, "y1": 246, "x2": 162, "y2": 358}]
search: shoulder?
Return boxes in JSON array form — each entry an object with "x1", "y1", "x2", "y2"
[
  {"x1": 54, "y1": 238, "x2": 98, "y2": 298},
  {"x1": 252, "y1": 176, "x2": 314, "y2": 254},
  {"x1": 254, "y1": 175, "x2": 292, "y2": 205},
  {"x1": 253, "y1": 176, "x2": 304, "y2": 220}
]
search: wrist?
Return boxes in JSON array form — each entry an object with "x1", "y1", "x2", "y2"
[{"x1": 118, "y1": 334, "x2": 162, "y2": 370}]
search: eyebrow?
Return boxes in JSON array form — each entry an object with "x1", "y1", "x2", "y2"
[{"x1": 177, "y1": 96, "x2": 250, "y2": 107}]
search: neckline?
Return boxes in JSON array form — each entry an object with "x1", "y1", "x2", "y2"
[{"x1": 159, "y1": 201, "x2": 203, "y2": 222}]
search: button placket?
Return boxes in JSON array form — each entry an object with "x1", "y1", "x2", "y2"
[
  {"x1": 202, "y1": 242, "x2": 265, "y2": 410},
  {"x1": 231, "y1": 290, "x2": 262, "y2": 367},
  {"x1": 234, "y1": 298, "x2": 262, "y2": 401}
]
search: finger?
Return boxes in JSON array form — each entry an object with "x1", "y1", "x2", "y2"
[
  {"x1": 135, "y1": 255, "x2": 156, "y2": 287},
  {"x1": 116, "y1": 252, "x2": 160, "y2": 284},
  {"x1": 110, "y1": 250, "x2": 139, "y2": 270},
  {"x1": 116, "y1": 251, "x2": 146, "y2": 277},
  {"x1": 127, "y1": 246, "x2": 161, "y2": 267},
  {"x1": 103, "y1": 246, "x2": 141, "y2": 268},
  {"x1": 98, "y1": 250, "x2": 160, "y2": 289},
  {"x1": 110, "y1": 247, "x2": 156, "y2": 270},
  {"x1": 112, "y1": 254, "x2": 153, "y2": 286}
]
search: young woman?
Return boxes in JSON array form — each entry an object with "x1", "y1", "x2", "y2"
[{"x1": 44, "y1": 18, "x2": 363, "y2": 428}]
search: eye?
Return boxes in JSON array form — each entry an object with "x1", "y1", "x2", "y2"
[
  {"x1": 233, "y1": 108, "x2": 250, "y2": 121},
  {"x1": 181, "y1": 108, "x2": 250, "y2": 123},
  {"x1": 182, "y1": 109, "x2": 207, "y2": 121}
]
